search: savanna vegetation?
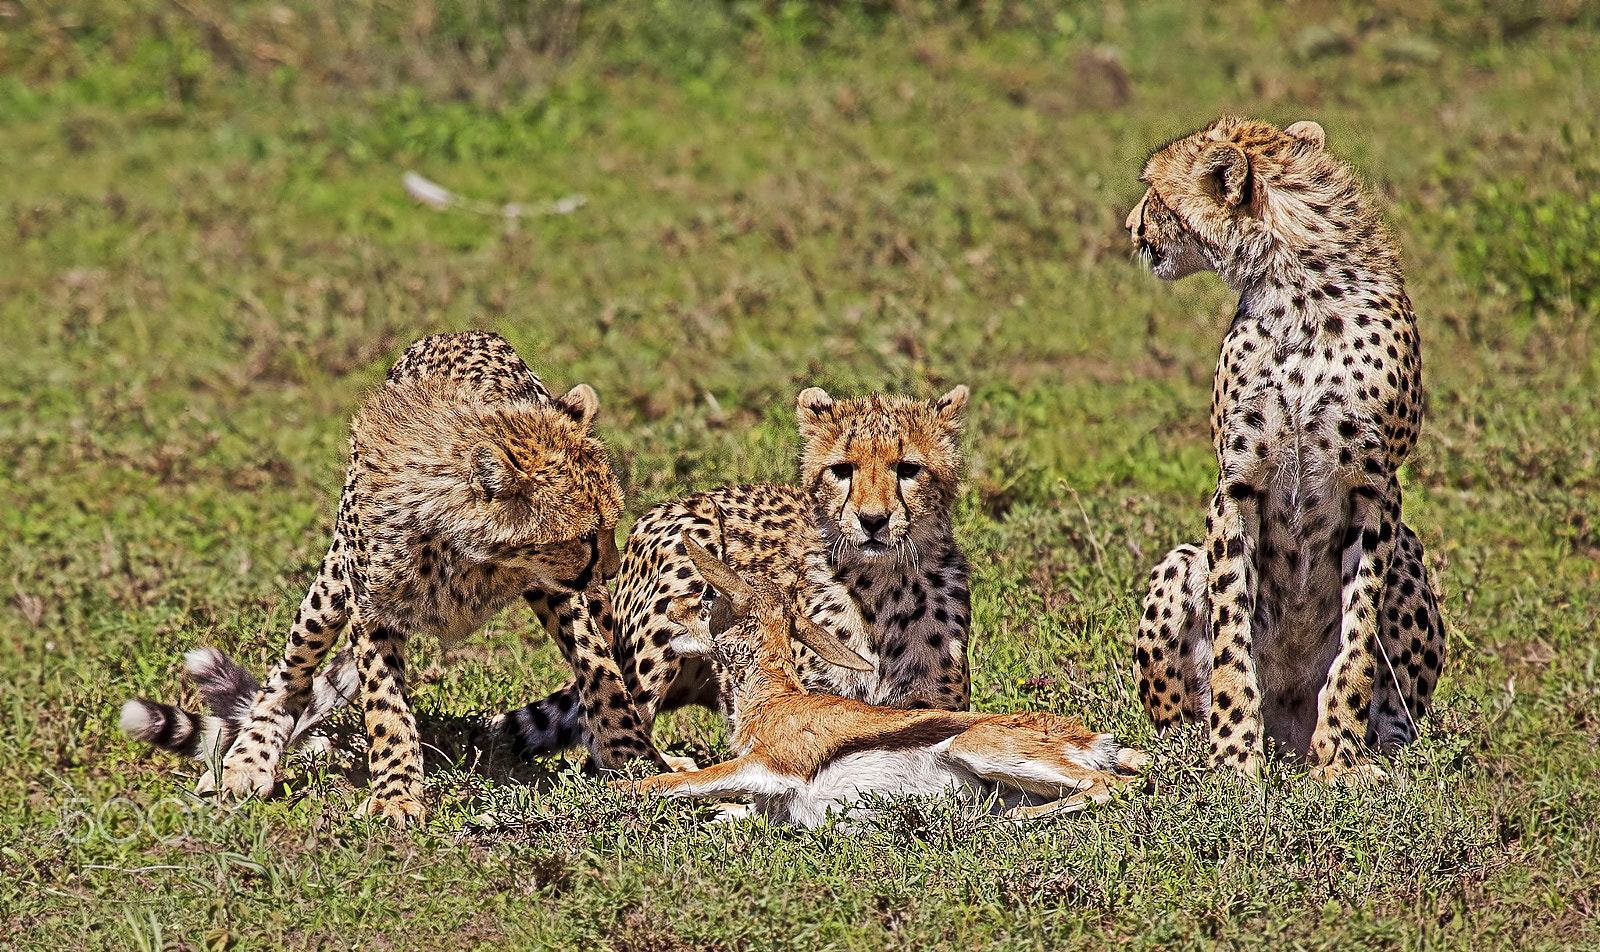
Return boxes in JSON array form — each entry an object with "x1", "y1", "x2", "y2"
[{"x1": 3, "y1": 1, "x2": 1598, "y2": 949}]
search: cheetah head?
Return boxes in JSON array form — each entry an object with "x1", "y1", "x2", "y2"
[
  {"x1": 1127, "y1": 115, "x2": 1356, "y2": 287},
  {"x1": 359, "y1": 378, "x2": 625, "y2": 590},
  {"x1": 463, "y1": 383, "x2": 625, "y2": 588},
  {"x1": 796, "y1": 384, "x2": 968, "y2": 564}
]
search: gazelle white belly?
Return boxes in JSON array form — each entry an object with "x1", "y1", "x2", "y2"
[{"x1": 770, "y1": 741, "x2": 992, "y2": 829}]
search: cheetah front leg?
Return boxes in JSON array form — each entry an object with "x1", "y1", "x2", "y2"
[
  {"x1": 1204, "y1": 483, "x2": 1267, "y2": 777},
  {"x1": 219, "y1": 539, "x2": 352, "y2": 799},
  {"x1": 1309, "y1": 481, "x2": 1401, "y2": 782},
  {"x1": 500, "y1": 593, "x2": 593, "y2": 759},
  {"x1": 541, "y1": 586, "x2": 668, "y2": 772},
  {"x1": 350, "y1": 613, "x2": 426, "y2": 826},
  {"x1": 492, "y1": 594, "x2": 690, "y2": 771}
]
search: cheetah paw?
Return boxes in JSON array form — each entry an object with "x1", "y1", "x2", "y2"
[
  {"x1": 1310, "y1": 760, "x2": 1388, "y2": 785},
  {"x1": 217, "y1": 758, "x2": 276, "y2": 800},
  {"x1": 355, "y1": 793, "x2": 427, "y2": 827}
]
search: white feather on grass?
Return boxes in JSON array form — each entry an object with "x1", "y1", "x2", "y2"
[{"x1": 403, "y1": 171, "x2": 586, "y2": 218}]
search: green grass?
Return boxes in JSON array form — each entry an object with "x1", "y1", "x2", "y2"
[{"x1": 3, "y1": 1, "x2": 1599, "y2": 948}]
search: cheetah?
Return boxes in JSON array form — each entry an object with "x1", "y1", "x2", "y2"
[
  {"x1": 1125, "y1": 116, "x2": 1446, "y2": 780},
  {"x1": 121, "y1": 332, "x2": 664, "y2": 825},
  {"x1": 494, "y1": 385, "x2": 975, "y2": 757}
]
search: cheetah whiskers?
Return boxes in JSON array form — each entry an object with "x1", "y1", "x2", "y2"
[{"x1": 897, "y1": 535, "x2": 922, "y2": 576}]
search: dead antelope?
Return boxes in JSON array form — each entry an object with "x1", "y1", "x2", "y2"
[{"x1": 618, "y1": 536, "x2": 1148, "y2": 829}]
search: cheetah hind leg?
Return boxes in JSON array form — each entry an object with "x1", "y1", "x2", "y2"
[
  {"x1": 1367, "y1": 522, "x2": 1445, "y2": 754},
  {"x1": 350, "y1": 615, "x2": 427, "y2": 827},
  {"x1": 1135, "y1": 544, "x2": 1214, "y2": 735},
  {"x1": 185, "y1": 645, "x2": 357, "y2": 794}
]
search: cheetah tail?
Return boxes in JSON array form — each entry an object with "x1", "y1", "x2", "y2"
[
  {"x1": 119, "y1": 698, "x2": 236, "y2": 761},
  {"x1": 490, "y1": 684, "x2": 587, "y2": 759},
  {"x1": 182, "y1": 647, "x2": 260, "y2": 722},
  {"x1": 119, "y1": 645, "x2": 361, "y2": 761},
  {"x1": 182, "y1": 644, "x2": 361, "y2": 747}
]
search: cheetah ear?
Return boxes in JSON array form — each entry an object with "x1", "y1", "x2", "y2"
[
  {"x1": 930, "y1": 385, "x2": 969, "y2": 428},
  {"x1": 470, "y1": 442, "x2": 516, "y2": 501},
  {"x1": 792, "y1": 616, "x2": 875, "y2": 672},
  {"x1": 796, "y1": 387, "x2": 835, "y2": 427},
  {"x1": 1284, "y1": 120, "x2": 1326, "y2": 149},
  {"x1": 1199, "y1": 140, "x2": 1252, "y2": 209},
  {"x1": 554, "y1": 384, "x2": 600, "y2": 431}
]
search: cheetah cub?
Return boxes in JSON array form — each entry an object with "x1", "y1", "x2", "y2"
[
  {"x1": 122, "y1": 333, "x2": 663, "y2": 825},
  {"x1": 1126, "y1": 116, "x2": 1446, "y2": 780},
  {"x1": 496, "y1": 385, "x2": 975, "y2": 757}
]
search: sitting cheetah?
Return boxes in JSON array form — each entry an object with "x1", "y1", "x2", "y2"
[
  {"x1": 1125, "y1": 116, "x2": 1446, "y2": 779},
  {"x1": 121, "y1": 332, "x2": 663, "y2": 825},
  {"x1": 495, "y1": 385, "x2": 975, "y2": 757}
]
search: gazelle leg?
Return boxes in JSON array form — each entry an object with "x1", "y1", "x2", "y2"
[{"x1": 618, "y1": 756, "x2": 781, "y2": 801}]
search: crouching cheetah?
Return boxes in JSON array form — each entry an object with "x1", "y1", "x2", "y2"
[
  {"x1": 1125, "y1": 116, "x2": 1446, "y2": 779},
  {"x1": 122, "y1": 332, "x2": 663, "y2": 825},
  {"x1": 496, "y1": 385, "x2": 975, "y2": 756}
]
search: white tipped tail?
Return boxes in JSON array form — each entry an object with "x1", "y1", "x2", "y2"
[
  {"x1": 119, "y1": 697, "x2": 224, "y2": 760},
  {"x1": 119, "y1": 699, "x2": 159, "y2": 739}
]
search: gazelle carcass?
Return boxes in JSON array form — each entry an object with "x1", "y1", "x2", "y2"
[{"x1": 618, "y1": 535, "x2": 1148, "y2": 829}]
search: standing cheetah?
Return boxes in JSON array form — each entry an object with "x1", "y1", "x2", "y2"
[
  {"x1": 122, "y1": 333, "x2": 663, "y2": 825},
  {"x1": 495, "y1": 385, "x2": 975, "y2": 757},
  {"x1": 1126, "y1": 117, "x2": 1446, "y2": 779}
]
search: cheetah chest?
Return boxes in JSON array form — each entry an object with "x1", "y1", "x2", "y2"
[
  {"x1": 363, "y1": 539, "x2": 539, "y2": 648},
  {"x1": 797, "y1": 551, "x2": 967, "y2": 707}
]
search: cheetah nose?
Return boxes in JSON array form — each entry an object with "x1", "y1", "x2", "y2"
[{"x1": 858, "y1": 512, "x2": 890, "y2": 539}]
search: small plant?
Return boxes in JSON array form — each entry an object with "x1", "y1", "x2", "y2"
[{"x1": 1453, "y1": 180, "x2": 1600, "y2": 317}]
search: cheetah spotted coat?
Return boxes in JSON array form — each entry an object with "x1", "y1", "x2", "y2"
[
  {"x1": 1125, "y1": 116, "x2": 1446, "y2": 778},
  {"x1": 122, "y1": 332, "x2": 663, "y2": 825}
]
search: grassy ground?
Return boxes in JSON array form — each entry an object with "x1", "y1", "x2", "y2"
[{"x1": 3, "y1": 1, "x2": 1598, "y2": 948}]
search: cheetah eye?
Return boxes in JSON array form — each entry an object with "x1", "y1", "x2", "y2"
[
  {"x1": 896, "y1": 462, "x2": 923, "y2": 481},
  {"x1": 828, "y1": 463, "x2": 853, "y2": 481}
]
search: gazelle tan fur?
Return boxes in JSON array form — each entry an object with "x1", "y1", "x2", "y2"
[{"x1": 619, "y1": 536, "x2": 1148, "y2": 829}]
